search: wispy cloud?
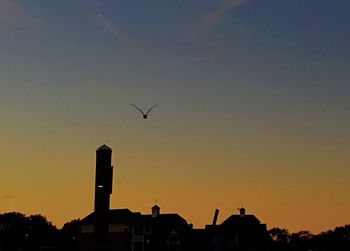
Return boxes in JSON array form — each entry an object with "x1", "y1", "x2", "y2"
[
  {"x1": 0, "y1": 0, "x2": 32, "y2": 26},
  {"x1": 90, "y1": 9, "x2": 123, "y2": 41},
  {"x1": 203, "y1": 0, "x2": 249, "y2": 29},
  {"x1": 0, "y1": 195, "x2": 15, "y2": 200}
]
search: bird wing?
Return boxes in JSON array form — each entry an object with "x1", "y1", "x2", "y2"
[
  {"x1": 131, "y1": 104, "x2": 146, "y2": 115},
  {"x1": 145, "y1": 103, "x2": 158, "y2": 115}
]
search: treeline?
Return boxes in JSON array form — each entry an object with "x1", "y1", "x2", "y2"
[
  {"x1": 0, "y1": 212, "x2": 349, "y2": 250},
  {"x1": 0, "y1": 212, "x2": 80, "y2": 251},
  {"x1": 268, "y1": 226, "x2": 350, "y2": 251}
]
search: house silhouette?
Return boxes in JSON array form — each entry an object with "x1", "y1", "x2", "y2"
[{"x1": 79, "y1": 145, "x2": 269, "y2": 251}]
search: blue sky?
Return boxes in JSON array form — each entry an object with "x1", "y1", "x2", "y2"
[{"x1": 0, "y1": 0, "x2": 349, "y2": 232}]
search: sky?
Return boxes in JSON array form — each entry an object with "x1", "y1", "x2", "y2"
[{"x1": 0, "y1": 0, "x2": 349, "y2": 234}]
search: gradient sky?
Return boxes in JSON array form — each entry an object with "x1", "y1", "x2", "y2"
[{"x1": 0, "y1": 0, "x2": 349, "y2": 234}]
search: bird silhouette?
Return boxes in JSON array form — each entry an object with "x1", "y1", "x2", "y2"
[{"x1": 131, "y1": 103, "x2": 158, "y2": 119}]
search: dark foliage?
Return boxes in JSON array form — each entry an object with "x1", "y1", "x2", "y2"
[
  {"x1": 59, "y1": 219, "x2": 81, "y2": 250},
  {"x1": 268, "y1": 225, "x2": 350, "y2": 251},
  {"x1": 0, "y1": 212, "x2": 58, "y2": 251}
]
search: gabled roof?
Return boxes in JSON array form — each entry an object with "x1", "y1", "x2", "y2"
[
  {"x1": 80, "y1": 209, "x2": 142, "y2": 225},
  {"x1": 221, "y1": 214, "x2": 261, "y2": 226},
  {"x1": 143, "y1": 213, "x2": 191, "y2": 235},
  {"x1": 80, "y1": 208, "x2": 190, "y2": 233},
  {"x1": 97, "y1": 144, "x2": 112, "y2": 151},
  {"x1": 143, "y1": 213, "x2": 188, "y2": 227}
]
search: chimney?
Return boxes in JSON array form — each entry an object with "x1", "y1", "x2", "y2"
[
  {"x1": 152, "y1": 205, "x2": 160, "y2": 218},
  {"x1": 212, "y1": 209, "x2": 219, "y2": 225}
]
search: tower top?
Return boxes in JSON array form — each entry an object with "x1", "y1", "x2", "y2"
[{"x1": 97, "y1": 144, "x2": 112, "y2": 152}]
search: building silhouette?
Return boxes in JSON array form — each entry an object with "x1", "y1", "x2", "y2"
[
  {"x1": 94, "y1": 145, "x2": 113, "y2": 249},
  {"x1": 202, "y1": 207, "x2": 269, "y2": 250},
  {"x1": 79, "y1": 145, "x2": 269, "y2": 251},
  {"x1": 143, "y1": 205, "x2": 190, "y2": 251},
  {"x1": 80, "y1": 208, "x2": 144, "y2": 251}
]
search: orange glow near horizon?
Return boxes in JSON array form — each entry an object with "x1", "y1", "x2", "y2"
[
  {"x1": 1, "y1": 132, "x2": 349, "y2": 234},
  {"x1": 0, "y1": 0, "x2": 349, "y2": 236}
]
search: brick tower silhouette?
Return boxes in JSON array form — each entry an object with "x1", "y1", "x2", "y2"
[{"x1": 94, "y1": 144, "x2": 113, "y2": 249}]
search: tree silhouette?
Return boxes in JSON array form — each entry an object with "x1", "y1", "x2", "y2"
[
  {"x1": 269, "y1": 227, "x2": 289, "y2": 242},
  {"x1": 59, "y1": 219, "x2": 81, "y2": 250},
  {"x1": 289, "y1": 230, "x2": 313, "y2": 251},
  {"x1": 0, "y1": 212, "x2": 58, "y2": 251},
  {"x1": 268, "y1": 225, "x2": 350, "y2": 251},
  {"x1": 312, "y1": 225, "x2": 350, "y2": 251}
]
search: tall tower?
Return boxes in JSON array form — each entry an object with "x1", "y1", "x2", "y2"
[{"x1": 94, "y1": 144, "x2": 113, "y2": 248}]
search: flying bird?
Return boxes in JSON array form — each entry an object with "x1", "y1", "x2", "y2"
[{"x1": 131, "y1": 103, "x2": 158, "y2": 119}]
